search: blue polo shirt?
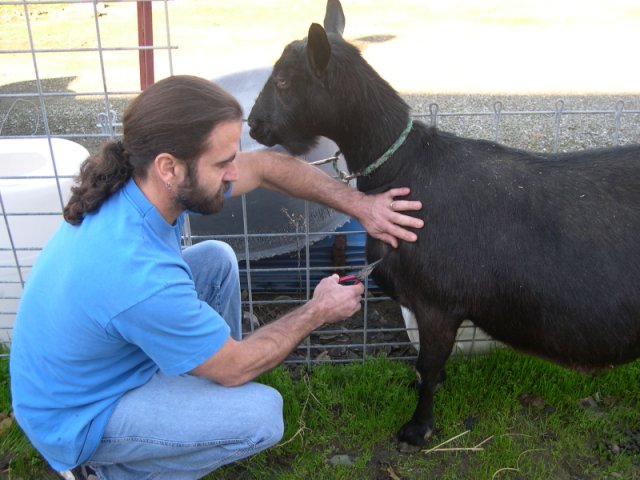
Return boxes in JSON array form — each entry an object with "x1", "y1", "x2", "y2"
[{"x1": 10, "y1": 178, "x2": 231, "y2": 471}]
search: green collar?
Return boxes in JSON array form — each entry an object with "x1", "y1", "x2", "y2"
[
  {"x1": 316, "y1": 117, "x2": 414, "y2": 182},
  {"x1": 360, "y1": 117, "x2": 414, "y2": 177}
]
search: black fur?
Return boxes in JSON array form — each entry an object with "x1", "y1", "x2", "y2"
[{"x1": 248, "y1": 1, "x2": 640, "y2": 450}]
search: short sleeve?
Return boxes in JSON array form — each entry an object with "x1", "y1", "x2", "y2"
[{"x1": 109, "y1": 283, "x2": 230, "y2": 375}]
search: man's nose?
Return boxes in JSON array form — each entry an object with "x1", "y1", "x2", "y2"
[{"x1": 224, "y1": 160, "x2": 239, "y2": 182}]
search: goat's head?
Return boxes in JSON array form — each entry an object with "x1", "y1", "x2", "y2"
[{"x1": 248, "y1": 0, "x2": 350, "y2": 155}]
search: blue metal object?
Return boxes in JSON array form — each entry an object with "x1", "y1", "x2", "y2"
[{"x1": 238, "y1": 218, "x2": 378, "y2": 294}]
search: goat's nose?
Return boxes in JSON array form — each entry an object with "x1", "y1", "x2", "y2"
[
  {"x1": 247, "y1": 116, "x2": 264, "y2": 140},
  {"x1": 247, "y1": 122, "x2": 258, "y2": 140}
]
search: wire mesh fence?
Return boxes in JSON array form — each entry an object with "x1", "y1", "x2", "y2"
[{"x1": 1, "y1": 0, "x2": 639, "y2": 363}]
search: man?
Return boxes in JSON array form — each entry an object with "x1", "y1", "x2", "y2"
[{"x1": 10, "y1": 75, "x2": 423, "y2": 480}]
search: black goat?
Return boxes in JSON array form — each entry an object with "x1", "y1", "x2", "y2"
[{"x1": 248, "y1": 0, "x2": 640, "y2": 450}]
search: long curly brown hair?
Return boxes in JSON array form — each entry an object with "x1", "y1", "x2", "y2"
[{"x1": 63, "y1": 75, "x2": 243, "y2": 225}]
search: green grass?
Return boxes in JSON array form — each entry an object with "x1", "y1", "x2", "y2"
[
  {"x1": 0, "y1": 352, "x2": 56, "y2": 478},
  {"x1": 211, "y1": 349, "x2": 640, "y2": 479},
  {"x1": 1, "y1": 349, "x2": 639, "y2": 478}
]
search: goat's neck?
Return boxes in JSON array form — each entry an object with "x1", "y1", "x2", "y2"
[{"x1": 331, "y1": 89, "x2": 410, "y2": 177}]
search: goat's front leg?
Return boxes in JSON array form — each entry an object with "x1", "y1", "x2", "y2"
[{"x1": 397, "y1": 305, "x2": 459, "y2": 452}]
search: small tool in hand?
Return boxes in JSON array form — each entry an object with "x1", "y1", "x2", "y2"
[{"x1": 338, "y1": 258, "x2": 383, "y2": 285}]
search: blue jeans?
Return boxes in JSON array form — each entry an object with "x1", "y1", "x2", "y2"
[{"x1": 86, "y1": 241, "x2": 284, "y2": 479}]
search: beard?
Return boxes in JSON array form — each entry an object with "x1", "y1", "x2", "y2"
[{"x1": 174, "y1": 164, "x2": 228, "y2": 216}]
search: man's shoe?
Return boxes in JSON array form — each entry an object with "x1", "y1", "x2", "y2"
[{"x1": 57, "y1": 464, "x2": 98, "y2": 480}]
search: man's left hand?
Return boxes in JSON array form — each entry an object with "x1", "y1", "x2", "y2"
[{"x1": 359, "y1": 187, "x2": 424, "y2": 248}]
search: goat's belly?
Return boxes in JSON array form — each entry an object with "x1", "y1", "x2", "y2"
[{"x1": 472, "y1": 308, "x2": 640, "y2": 370}]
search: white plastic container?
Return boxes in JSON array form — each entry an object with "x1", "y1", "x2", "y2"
[
  {"x1": 0, "y1": 137, "x2": 88, "y2": 339},
  {"x1": 401, "y1": 306, "x2": 501, "y2": 355}
]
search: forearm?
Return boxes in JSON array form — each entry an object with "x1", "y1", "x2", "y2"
[
  {"x1": 235, "y1": 150, "x2": 367, "y2": 218},
  {"x1": 191, "y1": 300, "x2": 325, "y2": 387},
  {"x1": 229, "y1": 302, "x2": 324, "y2": 384},
  {"x1": 234, "y1": 150, "x2": 423, "y2": 247},
  {"x1": 260, "y1": 155, "x2": 424, "y2": 246}
]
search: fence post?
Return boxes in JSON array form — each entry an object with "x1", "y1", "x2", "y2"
[
  {"x1": 552, "y1": 100, "x2": 565, "y2": 153},
  {"x1": 137, "y1": 1, "x2": 155, "y2": 90}
]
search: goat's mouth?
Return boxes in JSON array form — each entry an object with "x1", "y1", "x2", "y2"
[
  {"x1": 248, "y1": 126, "x2": 317, "y2": 157},
  {"x1": 248, "y1": 124, "x2": 278, "y2": 148},
  {"x1": 279, "y1": 137, "x2": 318, "y2": 156}
]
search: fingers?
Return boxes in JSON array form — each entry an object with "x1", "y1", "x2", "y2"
[
  {"x1": 310, "y1": 269, "x2": 371, "y2": 327},
  {"x1": 389, "y1": 198, "x2": 423, "y2": 213},
  {"x1": 347, "y1": 284, "x2": 364, "y2": 314},
  {"x1": 335, "y1": 278, "x2": 365, "y2": 296},
  {"x1": 386, "y1": 187, "x2": 421, "y2": 206},
  {"x1": 384, "y1": 188, "x2": 424, "y2": 229},
  {"x1": 386, "y1": 187, "x2": 411, "y2": 197},
  {"x1": 351, "y1": 281, "x2": 365, "y2": 295},
  {"x1": 387, "y1": 191, "x2": 424, "y2": 234},
  {"x1": 358, "y1": 186, "x2": 424, "y2": 248},
  {"x1": 366, "y1": 209, "x2": 422, "y2": 248},
  {"x1": 390, "y1": 209, "x2": 424, "y2": 230},
  {"x1": 386, "y1": 188, "x2": 423, "y2": 214},
  {"x1": 317, "y1": 274, "x2": 364, "y2": 302},
  {"x1": 388, "y1": 225, "x2": 419, "y2": 244},
  {"x1": 376, "y1": 233, "x2": 398, "y2": 249},
  {"x1": 386, "y1": 203, "x2": 424, "y2": 232}
]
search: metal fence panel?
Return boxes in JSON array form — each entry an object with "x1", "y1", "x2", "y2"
[{"x1": 1, "y1": 1, "x2": 639, "y2": 364}]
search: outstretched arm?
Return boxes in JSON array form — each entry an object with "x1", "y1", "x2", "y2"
[
  {"x1": 232, "y1": 150, "x2": 424, "y2": 247},
  {"x1": 191, "y1": 275, "x2": 364, "y2": 386}
]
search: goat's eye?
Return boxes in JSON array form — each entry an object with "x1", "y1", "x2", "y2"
[{"x1": 274, "y1": 76, "x2": 289, "y2": 90}]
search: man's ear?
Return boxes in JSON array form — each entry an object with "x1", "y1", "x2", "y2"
[{"x1": 154, "y1": 152, "x2": 185, "y2": 186}]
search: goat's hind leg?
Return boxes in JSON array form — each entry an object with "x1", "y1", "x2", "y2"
[{"x1": 397, "y1": 305, "x2": 459, "y2": 452}]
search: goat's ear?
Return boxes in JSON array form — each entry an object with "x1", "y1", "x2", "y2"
[
  {"x1": 307, "y1": 23, "x2": 331, "y2": 77},
  {"x1": 324, "y1": 0, "x2": 345, "y2": 36}
]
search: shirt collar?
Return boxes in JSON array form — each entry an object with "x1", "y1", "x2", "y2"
[{"x1": 123, "y1": 178, "x2": 183, "y2": 240}]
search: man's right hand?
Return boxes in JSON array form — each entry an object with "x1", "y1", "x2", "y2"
[{"x1": 309, "y1": 274, "x2": 364, "y2": 326}]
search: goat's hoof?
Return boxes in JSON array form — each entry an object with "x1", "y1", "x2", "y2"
[
  {"x1": 397, "y1": 440, "x2": 422, "y2": 454},
  {"x1": 396, "y1": 422, "x2": 432, "y2": 453}
]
